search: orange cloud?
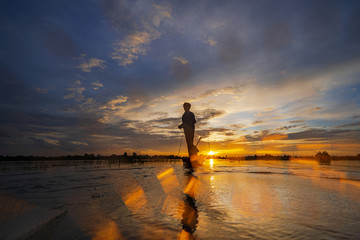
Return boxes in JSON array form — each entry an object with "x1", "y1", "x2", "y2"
[
  {"x1": 297, "y1": 143, "x2": 329, "y2": 150},
  {"x1": 262, "y1": 134, "x2": 288, "y2": 141}
]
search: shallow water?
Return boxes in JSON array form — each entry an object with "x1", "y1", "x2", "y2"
[{"x1": 1, "y1": 159, "x2": 360, "y2": 239}]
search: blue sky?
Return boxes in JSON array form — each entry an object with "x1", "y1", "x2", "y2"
[{"x1": 0, "y1": 0, "x2": 360, "y2": 156}]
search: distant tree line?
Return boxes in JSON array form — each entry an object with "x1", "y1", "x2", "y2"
[
  {"x1": 315, "y1": 151, "x2": 360, "y2": 161},
  {"x1": 0, "y1": 152, "x2": 359, "y2": 162},
  {"x1": 224, "y1": 154, "x2": 291, "y2": 160},
  {"x1": 0, "y1": 152, "x2": 183, "y2": 162}
]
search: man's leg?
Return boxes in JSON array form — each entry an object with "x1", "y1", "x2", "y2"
[{"x1": 184, "y1": 128, "x2": 194, "y2": 156}]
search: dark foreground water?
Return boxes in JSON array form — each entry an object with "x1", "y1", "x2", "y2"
[{"x1": 1, "y1": 159, "x2": 360, "y2": 239}]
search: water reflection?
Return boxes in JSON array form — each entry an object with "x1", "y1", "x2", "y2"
[
  {"x1": 1, "y1": 159, "x2": 360, "y2": 239},
  {"x1": 123, "y1": 186, "x2": 147, "y2": 214},
  {"x1": 179, "y1": 157, "x2": 200, "y2": 239},
  {"x1": 157, "y1": 168, "x2": 180, "y2": 194},
  {"x1": 92, "y1": 219, "x2": 122, "y2": 240},
  {"x1": 0, "y1": 193, "x2": 67, "y2": 240}
]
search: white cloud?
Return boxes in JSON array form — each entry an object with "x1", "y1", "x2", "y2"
[
  {"x1": 44, "y1": 138, "x2": 60, "y2": 146},
  {"x1": 209, "y1": 20, "x2": 227, "y2": 29},
  {"x1": 63, "y1": 93, "x2": 75, "y2": 100},
  {"x1": 70, "y1": 141, "x2": 89, "y2": 146},
  {"x1": 64, "y1": 80, "x2": 86, "y2": 101},
  {"x1": 34, "y1": 88, "x2": 48, "y2": 94},
  {"x1": 104, "y1": 95, "x2": 128, "y2": 109},
  {"x1": 63, "y1": 87, "x2": 85, "y2": 100},
  {"x1": 152, "y1": 3, "x2": 171, "y2": 27},
  {"x1": 91, "y1": 81, "x2": 104, "y2": 90},
  {"x1": 206, "y1": 37, "x2": 217, "y2": 46},
  {"x1": 110, "y1": 2, "x2": 171, "y2": 66},
  {"x1": 111, "y1": 31, "x2": 160, "y2": 66},
  {"x1": 98, "y1": 95, "x2": 154, "y2": 123},
  {"x1": 173, "y1": 57, "x2": 189, "y2": 65},
  {"x1": 78, "y1": 58, "x2": 106, "y2": 72}
]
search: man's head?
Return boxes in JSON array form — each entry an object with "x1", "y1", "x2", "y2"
[{"x1": 183, "y1": 102, "x2": 191, "y2": 111}]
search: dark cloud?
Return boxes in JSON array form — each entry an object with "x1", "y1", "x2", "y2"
[
  {"x1": 99, "y1": 0, "x2": 170, "y2": 34},
  {"x1": 1, "y1": 0, "x2": 360, "y2": 155},
  {"x1": 0, "y1": 64, "x2": 68, "y2": 113},
  {"x1": 200, "y1": 89, "x2": 217, "y2": 98},
  {"x1": 303, "y1": 1, "x2": 341, "y2": 47},
  {"x1": 288, "y1": 129, "x2": 360, "y2": 141},
  {"x1": 261, "y1": 130, "x2": 270, "y2": 135},
  {"x1": 335, "y1": 122, "x2": 360, "y2": 128},
  {"x1": 219, "y1": 34, "x2": 242, "y2": 63},
  {"x1": 147, "y1": 117, "x2": 180, "y2": 129},
  {"x1": 262, "y1": 23, "x2": 292, "y2": 51},
  {"x1": 100, "y1": 0, "x2": 135, "y2": 32},
  {"x1": 224, "y1": 132, "x2": 235, "y2": 136},
  {"x1": 244, "y1": 134, "x2": 260, "y2": 142},
  {"x1": 196, "y1": 127, "x2": 233, "y2": 138},
  {"x1": 196, "y1": 109, "x2": 225, "y2": 127},
  {"x1": 126, "y1": 85, "x2": 149, "y2": 103},
  {"x1": 288, "y1": 120, "x2": 305, "y2": 124},
  {"x1": 43, "y1": 25, "x2": 79, "y2": 59},
  {"x1": 276, "y1": 124, "x2": 306, "y2": 131},
  {"x1": 230, "y1": 124, "x2": 246, "y2": 129},
  {"x1": 171, "y1": 58, "x2": 192, "y2": 81},
  {"x1": 129, "y1": 113, "x2": 232, "y2": 139},
  {"x1": 150, "y1": 117, "x2": 179, "y2": 124},
  {"x1": 197, "y1": 85, "x2": 244, "y2": 99},
  {"x1": 244, "y1": 130, "x2": 271, "y2": 142},
  {"x1": 0, "y1": 107, "x2": 183, "y2": 155},
  {"x1": 0, "y1": 108, "x2": 106, "y2": 131},
  {"x1": 252, "y1": 120, "x2": 263, "y2": 125},
  {"x1": 0, "y1": 65, "x2": 25, "y2": 104},
  {"x1": 0, "y1": 125, "x2": 19, "y2": 138},
  {"x1": 148, "y1": 112, "x2": 169, "y2": 118},
  {"x1": 346, "y1": 7, "x2": 360, "y2": 46}
]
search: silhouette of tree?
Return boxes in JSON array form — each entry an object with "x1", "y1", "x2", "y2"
[{"x1": 315, "y1": 151, "x2": 331, "y2": 162}]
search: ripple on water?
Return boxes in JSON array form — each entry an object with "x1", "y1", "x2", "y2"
[{"x1": 0, "y1": 160, "x2": 360, "y2": 239}]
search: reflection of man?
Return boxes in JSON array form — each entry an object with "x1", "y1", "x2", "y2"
[
  {"x1": 180, "y1": 153, "x2": 199, "y2": 238},
  {"x1": 181, "y1": 179, "x2": 199, "y2": 237},
  {"x1": 178, "y1": 102, "x2": 196, "y2": 156}
]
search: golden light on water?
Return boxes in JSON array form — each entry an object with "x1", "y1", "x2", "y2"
[
  {"x1": 210, "y1": 175, "x2": 215, "y2": 188},
  {"x1": 210, "y1": 158, "x2": 214, "y2": 169},
  {"x1": 92, "y1": 219, "x2": 122, "y2": 240},
  {"x1": 183, "y1": 176, "x2": 199, "y2": 199},
  {"x1": 123, "y1": 187, "x2": 147, "y2": 213},
  {"x1": 157, "y1": 168, "x2": 180, "y2": 194}
]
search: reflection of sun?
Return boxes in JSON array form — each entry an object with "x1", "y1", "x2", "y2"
[
  {"x1": 208, "y1": 151, "x2": 216, "y2": 155},
  {"x1": 210, "y1": 158, "x2": 214, "y2": 169}
]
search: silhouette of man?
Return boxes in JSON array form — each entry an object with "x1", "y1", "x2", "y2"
[{"x1": 178, "y1": 102, "x2": 196, "y2": 156}]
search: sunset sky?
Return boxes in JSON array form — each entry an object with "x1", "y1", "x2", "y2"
[{"x1": 1, "y1": 0, "x2": 360, "y2": 156}]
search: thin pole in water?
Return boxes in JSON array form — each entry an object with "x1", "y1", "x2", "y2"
[
  {"x1": 196, "y1": 137, "x2": 202, "y2": 147},
  {"x1": 178, "y1": 131, "x2": 183, "y2": 156}
]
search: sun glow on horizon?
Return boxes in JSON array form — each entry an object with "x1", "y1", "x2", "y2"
[{"x1": 208, "y1": 151, "x2": 216, "y2": 156}]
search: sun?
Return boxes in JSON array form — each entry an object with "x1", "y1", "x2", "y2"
[{"x1": 208, "y1": 151, "x2": 216, "y2": 156}]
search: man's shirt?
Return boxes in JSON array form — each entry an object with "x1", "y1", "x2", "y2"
[{"x1": 181, "y1": 111, "x2": 196, "y2": 129}]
